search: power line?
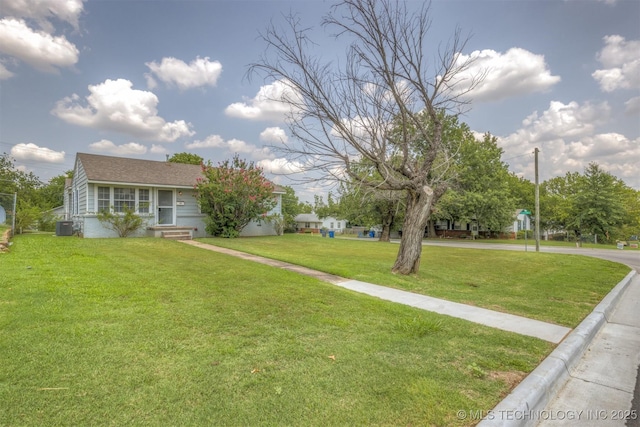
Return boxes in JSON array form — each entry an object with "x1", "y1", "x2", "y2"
[{"x1": 503, "y1": 152, "x2": 534, "y2": 162}]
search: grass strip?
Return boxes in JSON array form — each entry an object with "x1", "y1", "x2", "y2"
[{"x1": 198, "y1": 234, "x2": 630, "y2": 327}]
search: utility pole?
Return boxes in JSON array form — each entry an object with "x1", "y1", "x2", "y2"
[{"x1": 534, "y1": 148, "x2": 540, "y2": 252}]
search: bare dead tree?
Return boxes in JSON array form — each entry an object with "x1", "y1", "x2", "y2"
[{"x1": 249, "y1": 0, "x2": 483, "y2": 274}]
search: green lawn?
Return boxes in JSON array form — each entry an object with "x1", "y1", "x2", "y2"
[
  {"x1": 0, "y1": 234, "x2": 553, "y2": 426},
  {"x1": 199, "y1": 234, "x2": 630, "y2": 327}
]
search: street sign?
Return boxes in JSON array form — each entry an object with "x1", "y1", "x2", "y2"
[{"x1": 520, "y1": 209, "x2": 532, "y2": 215}]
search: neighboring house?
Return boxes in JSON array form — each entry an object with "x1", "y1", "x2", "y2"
[
  {"x1": 64, "y1": 153, "x2": 284, "y2": 238},
  {"x1": 46, "y1": 206, "x2": 66, "y2": 218},
  {"x1": 294, "y1": 213, "x2": 346, "y2": 234},
  {"x1": 506, "y1": 209, "x2": 533, "y2": 236}
]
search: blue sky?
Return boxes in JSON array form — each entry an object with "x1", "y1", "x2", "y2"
[{"x1": 1, "y1": 0, "x2": 639, "y2": 202}]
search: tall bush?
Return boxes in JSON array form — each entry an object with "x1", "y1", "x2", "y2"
[
  {"x1": 97, "y1": 205, "x2": 146, "y2": 237},
  {"x1": 195, "y1": 155, "x2": 276, "y2": 238}
]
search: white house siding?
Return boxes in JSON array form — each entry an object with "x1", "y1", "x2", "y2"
[
  {"x1": 293, "y1": 214, "x2": 345, "y2": 233},
  {"x1": 508, "y1": 211, "x2": 532, "y2": 234},
  {"x1": 240, "y1": 219, "x2": 276, "y2": 236},
  {"x1": 239, "y1": 193, "x2": 283, "y2": 237},
  {"x1": 175, "y1": 189, "x2": 207, "y2": 238},
  {"x1": 81, "y1": 214, "x2": 154, "y2": 238},
  {"x1": 74, "y1": 160, "x2": 88, "y2": 216}
]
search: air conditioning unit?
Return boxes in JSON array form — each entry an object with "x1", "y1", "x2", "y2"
[{"x1": 56, "y1": 221, "x2": 74, "y2": 236}]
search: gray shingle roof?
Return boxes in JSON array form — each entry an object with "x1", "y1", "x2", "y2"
[
  {"x1": 77, "y1": 153, "x2": 203, "y2": 187},
  {"x1": 75, "y1": 153, "x2": 286, "y2": 192}
]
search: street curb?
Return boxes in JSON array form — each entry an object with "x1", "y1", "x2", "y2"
[{"x1": 477, "y1": 269, "x2": 638, "y2": 427}]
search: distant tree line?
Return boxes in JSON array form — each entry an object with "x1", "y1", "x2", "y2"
[
  {"x1": 310, "y1": 119, "x2": 639, "y2": 245},
  {"x1": 0, "y1": 153, "x2": 69, "y2": 233}
]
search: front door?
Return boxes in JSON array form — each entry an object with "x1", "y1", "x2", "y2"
[{"x1": 157, "y1": 190, "x2": 174, "y2": 225}]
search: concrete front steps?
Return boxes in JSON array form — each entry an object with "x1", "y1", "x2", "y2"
[
  {"x1": 147, "y1": 226, "x2": 193, "y2": 240},
  {"x1": 161, "y1": 230, "x2": 192, "y2": 240}
]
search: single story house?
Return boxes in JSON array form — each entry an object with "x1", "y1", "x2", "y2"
[
  {"x1": 294, "y1": 213, "x2": 346, "y2": 234},
  {"x1": 64, "y1": 153, "x2": 284, "y2": 238}
]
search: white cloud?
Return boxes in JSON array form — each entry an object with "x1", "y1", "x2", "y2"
[
  {"x1": 592, "y1": 35, "x2": 640, "y2": 92},
  {"x1": 185, "y1": 134, "x2": 273, "y2": 160},
  {"x1": 566, "y1": 133, "x2": 640, "y2": 187},
  {"x1": 51, "y1": 79, "x2": 194, "y2": 142},
  {"x1": 185, "y1": 134, "x2": 226, "y2": 149},
  {"x1": 145, "y1": 56, "x2": 222, "y2": 90},
  {"x1": 497, "y1": 100, "x2": 638, "y2": 188},
  {"x1": 10, "y1": 143, "x2": 65, "y2": 163},
  {"x1": 446, "y1": 48, "x2": 561, "y2": 102},
  {"x1": 257, "y1": 158, "x2": 304, "y2": 175},
  {"x1": 0, "y1": 0, "x2": 85, "y2": 32},
  {"x1": 150, "y1": 144, "x2": 168, "y2": 154},
  {"x1": 0, "y1": 18, "x2": 79, "y2": 73},
  {"x1": 225, "y1": 79, "x2": 302, "y2": 121},
  {"x1": 89, "y1": 139, "x2": 148, "y2": 155},
  {"x1": 259, "y1": 127, "x2": 288, "y2": 144},
  {"x1": 505, "y1": 100, "x2": 610, "y2": 148}
]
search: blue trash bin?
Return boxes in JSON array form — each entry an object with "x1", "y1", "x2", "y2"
[
  {"x1": 328, "y1": 230, "x2": 335, "y2": 238},
  {"x1": 369, "y1": 230, "x2": 375, "y2": 238}
]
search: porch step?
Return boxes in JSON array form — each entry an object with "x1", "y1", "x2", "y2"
[{"x1": 161, "y1": 230, "x2": 192, "y2": 240}]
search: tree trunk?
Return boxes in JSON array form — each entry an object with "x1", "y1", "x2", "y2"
[
  {"x1": 379, "y1": 224, "x2": 391, "y2": 242},
  {"x1": 378, "y1": 210, "x2": 394, "y2": 242},
  {"x1": 392, "y1": 186, "x2": 435, "y2": 275},
  {"x1": 427, "y1": 220, "x2": 437, "y2": 239}
]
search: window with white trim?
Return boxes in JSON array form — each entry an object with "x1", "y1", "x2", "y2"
[
  {"x1": 113, "y1": 188, "x2": 135, "y2": 213},
  {"x1": 73, "y1": 189, "x2": 79, "y2": 215},
  {"x1": 98, "y1": 186, "x2": 110, "y2": 212},
  {"x1": 138, "y1": 189, "x2": 150, "y2": 214},
  {"x1": 97, "y1": 186, "x2": 151, "y2": 213}
]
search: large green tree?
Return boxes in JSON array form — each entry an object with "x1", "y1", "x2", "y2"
[
  {"x1": 335, "y1": 172, "x2": 405, "y2": 242},
  {"x1": 280, "y1": 186, "x2": 310, "y2": 232},
  {"x1": 0, "y1": 153, "x2": 44, "y2": 231},
  {"x1": 195, "y1": 155, "x2": 276, "y2": 238},
  {"x1": 618, "y1": 186, "x2": 640, "y2": 240},
  {"x1": 430, "y1": 130, "x2": 516, "y2": 238},
  {"x1": 571, "y1": 163, "x2": 625, "y2": 242},
  {"x1": 541, "y1": 163, "x2": 633, "y2": 244},
  {"x1": 313, "y1": 193, "x2": 340, "y2": 219},
  {"x1": 39, "y1": 173, "x2": 72, "y2": 209}
]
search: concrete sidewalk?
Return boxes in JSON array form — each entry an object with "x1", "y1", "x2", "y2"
[
  {"x1": 478, "y1": 270, "x2": 638, "y2": 427},
  {"x1": 181, "y1": 240, "x2": 638, "y2": 426},
  {"x1": 181, "y1": 240, "x2": 570, "y2": 342},
  {"x1": 535, "y1": 272, "x2": 640, "y2": 427}
]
